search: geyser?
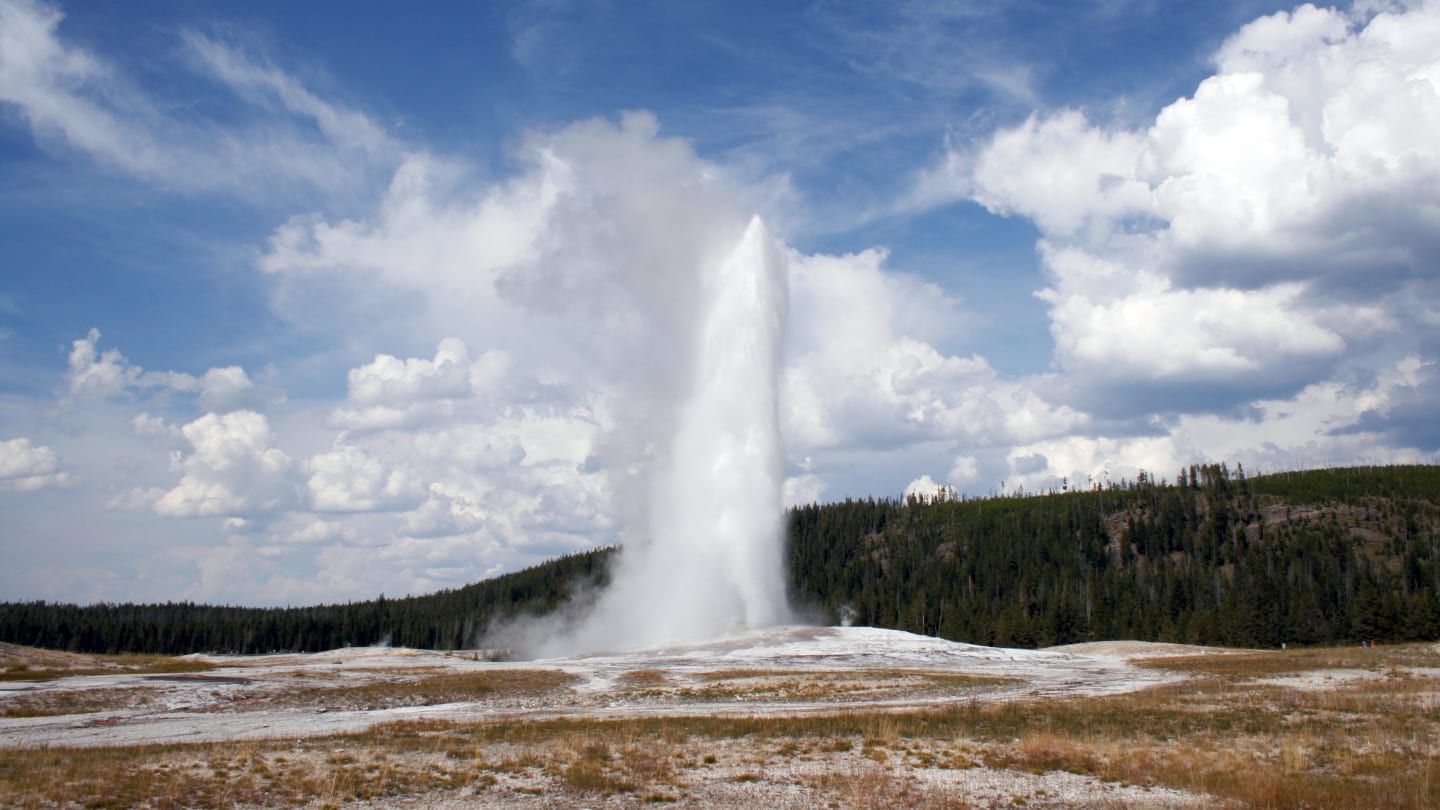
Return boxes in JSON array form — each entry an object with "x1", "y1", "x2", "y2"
[{"x1": 532, "y1": 215, "x2": 791, "y2": 655}]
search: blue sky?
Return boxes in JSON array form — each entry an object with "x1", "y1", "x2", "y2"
[{"x1": 2, "y1": 0, "x2": 1438, "y2": 606}]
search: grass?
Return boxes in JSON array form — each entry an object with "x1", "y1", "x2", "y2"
[
  {"x1": 659, "y1": 667, "x2": 1010, "y2": 702},
  {"x1": 620, "y1": 668, "x2": 671, "y2": 687},
  {"x1": 1, "y1": 685, "x2": 156, "y2": 718},
  {"x1": 234, "y1": 668, "x2": 579, "y2": 711},
  {"x1": 0, "y1": 655, "x2": 217, "y2": 682},
  {"x1": 1138, "y1": 644, "x2": 1428, "y2": 678},
  {"x1": 2, "y1": 643, "x2": 1437, "y2": 807}
]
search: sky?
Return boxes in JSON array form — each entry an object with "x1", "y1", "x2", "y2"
[{"x1": 2, "y1": 0, "x2": 1438, "y2": 606}]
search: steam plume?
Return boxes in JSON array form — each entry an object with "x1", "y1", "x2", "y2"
[{"x1": 528, "y1": 215, "x2": 792, "y2": 655}]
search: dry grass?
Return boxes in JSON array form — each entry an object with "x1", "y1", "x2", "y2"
[
  {"x1": 667, "y1": 667, "x2": 1009, "y2": 702},
  {"x1": 3, "y1": 644, "x2": 1437, "y2": 808},
  {"x1": 234, "y1": 667, "x2": 579, "y2": 711},
  {"x1": 1, "y1": 685, "x2": 158, "y2": 718},
  {"x1": 620, "y1": 668, "x2": 672, "y2": 687},
  {"x1": 0, "y1": 654, "x2": 217, "y2": 682},
  {"x1": 1138, "y1": 645, "x2": 1425, "y2": 678},
  {"x1": 808, "y1": 763, "x2": 967, "y2": 810}
]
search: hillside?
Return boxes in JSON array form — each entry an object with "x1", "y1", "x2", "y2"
[
  {"x1": 0, "y1": 548, "x2": 612, "y2": 656},
  {"x1": 789, "y1": 464, "x2": 1440, "y2": 648},
  {"x1": 2, "y1": 464, "x2": 1437, "y2": 654}
]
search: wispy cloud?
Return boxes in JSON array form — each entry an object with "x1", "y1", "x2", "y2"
[{"x1": 0, "y1": 0, "x2": 399, "y2": 200}]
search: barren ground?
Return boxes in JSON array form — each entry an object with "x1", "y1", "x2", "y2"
[{"x1": 3, "y1": 627, "x2": 1438, "y2": 808}]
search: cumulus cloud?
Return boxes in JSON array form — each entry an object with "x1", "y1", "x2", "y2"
[
  {"x1": 970, "y1": 110, "x2": 1152, "y2": 239},
  {"x1": 328, "y1": 339, "x2": 508, "y2": 431},
  {"x1": 12, "y1": 0, "x2": 1440, "y2": 607},
  {"x1": 954, "y1": 3, "x2": 1440, "y2": 281},
  {"x1": 782, "y1": 245, "x2": 1086, "y2": 499},
  {"x1": 347, "y1": 339, "x2": 474, "y2": 404},
  {"x1": 150, "y1": 411, "x2": 297, "y2": 517},
  {"x1": 197, "y1": 366, "x2": 277, "y2": 413},
  {"x1": 903, "y1": 474, "x2": 952, "y2": 502},
  {"x1": 259, "y1": 112, "x2": 768, "y2": 550},
  {"x1": 0, "y1": 437, "x2": 72, "y2": 490},
  {"x1": 257, "y1": 150, "x2": 563, "y2": 349},
  {"x1": 259, "y1": 112, "x2": 752, "y2": 402},
  {"x1": 305, "y1": 443, "x2": 424, "y2": 513},
  {"x1": 66, "y1": 328, "x2": 145, "y2": 398},
  {"x1": 880, "y1": 0, "x2": 1440, "y2": 490},
  {"x1": 64, "y1": 329, "x2": 280, "y2": 413}
]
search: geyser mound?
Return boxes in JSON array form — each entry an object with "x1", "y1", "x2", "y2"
[{"x1": 527, "y1": 215, "x2": 792, "y2": 656}]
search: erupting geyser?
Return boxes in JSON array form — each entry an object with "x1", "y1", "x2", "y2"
[{"x1": 531, "y1": 215, "x2": 792, "y2": 655}]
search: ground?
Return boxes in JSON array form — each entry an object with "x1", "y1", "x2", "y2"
[{"x1": 2, "y1": 627, "x2": 1438, "y2": 808}]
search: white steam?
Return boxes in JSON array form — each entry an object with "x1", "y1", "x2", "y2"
[{"x1": 519, "y1": 215, "x2": 793, "y2": 656}]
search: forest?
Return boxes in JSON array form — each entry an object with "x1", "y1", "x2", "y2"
[
  {"x1": 2, "y1": 464, "x2": 1437, "y2": 655},
  {"x1": 788, "y1": 463, "x2": 1440, "y2": 648},
  {"x1": 0, "y1": 548, "x2": 612, "y2": 656}
]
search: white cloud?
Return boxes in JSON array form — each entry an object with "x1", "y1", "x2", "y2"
[
  {"x1": 0, "y1": 436, "x2": 72, "y2": 490},
  {"x1": 64, "y1": 329, "x2": 280, "y2": 414},
  {"x1": 971, "y1": 110, "x2": 1152, "y2": 239},
  {"x1": 1005, "y1": 434, "x2": 1179, "y2": 494},
  {"x1": 66, "y1": 328, "x2": 142, "y2": 398},
  {"x1": 948, "y1": 454, "x2": 981, "y2": 486},
  {"x1": 198, "y1": 367, "x2": 262, "y2": 412},
  {"x1": 325, "y1": 339, "x2": 515, "y2": 435},
  {"x1": 1000, "y1": 349, "x2": 1440, "y2": 494},
  {"x1": 782, "y1": 473, "x2": 827, "y2": 507},
  {"x1": 257, "y1": 150, "x2": 565, "y2": 350},
  {"x1": 865, "y1": 0, "x2": 1440, "y2": 498},
  {"x1": 326, "y1": 402, "x2": 457, "y2": 433},
  {"x1": 915, "y1": 0, "x2": 1440, "y2": 425},
  {"x1": 0, "y1": 0, "x2": 397, "y2": 197},
  {"x1": 12, "y1": 0, "x2": 1440, "y2": 608},
  {"x1": 346, "y1": 338, "x2": 475, "y2": 405},
  {"x1": 783, "y1": 247, "x2": 1086, "y2": 455},
  {"x1": 904, "y1": 474, "x2": 950, "y2": 502},
  {"x1": 1041, "y1": 262, "x2": 1345, "y2": 384},
  {"x1": 305, "y1": 443, "x2": 423, "y2": 513},
  {"x1": 151, "y1": 411, "x2": 296, "y2": 517},
  {"x1": 178, "y1": 30, "x2": 395, "y2": 162},
  {"x1": 0, "y1": 0, "x2": 161, "y2": 179}
]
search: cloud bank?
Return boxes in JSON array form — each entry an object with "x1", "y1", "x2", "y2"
[{"x1": 0, "y1": 0, "x2": 1437, "y2": 607}]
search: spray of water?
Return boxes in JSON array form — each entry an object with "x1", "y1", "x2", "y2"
[{"x1": 524, "y1": 215, "x2": 792, "y2": 655}]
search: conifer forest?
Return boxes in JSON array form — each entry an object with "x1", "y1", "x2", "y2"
[{"x1": 3, "y1": 465, "x2": 1437, "y2": 655}]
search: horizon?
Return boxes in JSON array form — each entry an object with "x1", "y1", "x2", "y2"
[
  {"x1": 3, "y1": 459, "x2": 1421, "y2": 610},
  {"x1": 2, "y1": 0, "x2": 1439, "y2": 607}
]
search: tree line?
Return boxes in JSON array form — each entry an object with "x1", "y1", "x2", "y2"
[
  {"x1": 2, "y1": 464, "x2": 1437, "y2": 654},
  {"x1": 0, "y1": 548, "x2": 612, "y2": 655}
]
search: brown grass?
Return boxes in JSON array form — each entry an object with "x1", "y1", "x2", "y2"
[
  {"x1": 236, "y1": 668, "x2": 579, "y2": 711},
  {"x1": 0, "y1": 654, "x2": 217, "y2": 682},
  {"x1": 1, "y1": 685, "x2": 158, "y2": 718},
  {"x1": 2, "y1": 644, "x2": 1437, "y2": 808},
  {"x1": 1141, "y1": 642, "x2": 1440, "y2": 678},
  {"x1": 620, "y1": 668, "x2": 672, "y2": 687},
  {"x1": 671, "y1": 667, "x2": 1009, "y2": 702}
]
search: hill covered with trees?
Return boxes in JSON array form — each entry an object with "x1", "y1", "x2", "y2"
[
  {"x1": 0, "y1": 548, "x2": 612, "y2": 655},
  {"x1": 788, "y1": 463, "x2": 1440, "y2": 649},
  {"x1": 2, "y1": 464, "x2": 1437, "y2": 655}
]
